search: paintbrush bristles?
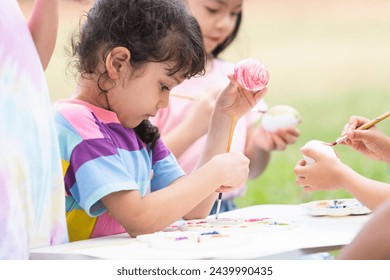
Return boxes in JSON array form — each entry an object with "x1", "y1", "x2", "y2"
[{"x1": 330, "y1": 135, "x2": 348, "y2": 146}]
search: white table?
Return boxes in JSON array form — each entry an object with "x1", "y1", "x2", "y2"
[{"x1": 30, "y1": 204, "x2": 371, "y2": 260}]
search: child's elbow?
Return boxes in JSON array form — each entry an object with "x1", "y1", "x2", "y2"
[
  {"x1": 124, "y1": 218, "x2": 164, "y2": 238},
  {"x1": 126, "y1": 230, "x2": 141, "y2": 238},
  {"x1": 183, "y1": 211, "x2": 209, "y2": 220},
  {"x1": 125, "y1": 226, "x2": 154, "y2": 238}
]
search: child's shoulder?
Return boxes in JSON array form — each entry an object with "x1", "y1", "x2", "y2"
[
  {"x1": 54, "y1": 99, "x2": 111, "y2": 129},
  {"x1": 53, "y1": 99, "x2": 118, "y2": 124},
  {"x1": 53, "y1": 99, "x2": 116, "y2": 141},
  {"x1": 53, "y1": 99, "x2": 91, "y2": 112}
]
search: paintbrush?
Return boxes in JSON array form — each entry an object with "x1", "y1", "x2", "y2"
[
  {"x1": 215, "y1": 112, "x2": 237, "y2": 219},
  {"x1": 329, "y1": 111, "x2": 390, "y2": 146},
  {"x1": 171, "y1": 93, "x2": 267, "y2": 113},
  {"x1": 170, "y1": 93, "x2": 196, "y2": 100}
]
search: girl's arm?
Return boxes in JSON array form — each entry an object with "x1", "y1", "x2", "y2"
[
  {"x1": 294, "y1": 148, "x2": 390, "y2": 210},
  {"x1": 160, "y1": 87, "x2": 219, "y2": 158},
  {"x1": 338, "y1": 198, "x2": 390, "y2": 259},
  {"x1": 27, "y1": 0, "x2": 59, "y2": 70},
  {"x1": 245, "y1": 126, "x2": 299, "y2": 179},
  {"x1": 245, "y1": 135, "x2": 271, "y2": 179},
  {"x1": 186, "y1": 76, "x2": 268, "y2": 217},
  {"x1": 342, "y1": 170, "x2": 390, "y2": 211},
  {"x1": 102, "y1": 151, "x2": 249, "y2": 237},
  {"x1": 102, "y1": 78, "x2": 266, "y2": 237}
]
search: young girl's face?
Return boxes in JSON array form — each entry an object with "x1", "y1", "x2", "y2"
[
  {"x1": 108, "y1": 62, "x2": 183, "y2": 128},
  {"x1": 188, "y1": 0, "x2": 242, "y2": 55}
]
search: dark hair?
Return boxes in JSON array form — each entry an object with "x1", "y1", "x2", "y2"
[
  {"x1": 70, "y1": 0, "x2": 206, "y2": 149},
  {"x1": 212, "y1": 12, "x2": 242, "y2": 58}
]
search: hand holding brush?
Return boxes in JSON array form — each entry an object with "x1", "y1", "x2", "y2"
[{"x1": 329, "y1": 111, "x2": 390, "y2": 146}]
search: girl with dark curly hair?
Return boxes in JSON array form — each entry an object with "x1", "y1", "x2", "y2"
[
  {"x1": 153, "y1": 0, "x2": 300, "y2": 216},
  {"x1": 54, "y1": 0, "x2": 266, "y2": 241}
]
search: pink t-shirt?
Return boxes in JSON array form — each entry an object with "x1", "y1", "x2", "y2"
[{"x1": 153, "y1": 59, "x2": 267, "y2": 200}]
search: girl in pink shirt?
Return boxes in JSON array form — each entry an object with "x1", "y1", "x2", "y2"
[{"x1": 153, "y1": 0, "x2": 300, "y2": 214}]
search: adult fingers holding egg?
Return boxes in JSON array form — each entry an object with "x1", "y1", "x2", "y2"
[
  {"x1": 252, "y1": 105, "x2": 301, "y2": 152},
  {"x1": 220, "y1": 58, "x2": 269, "y2": 118},
  {"x1": 261, "y1": 105, "x2": 301, "y2": 132},
  {"x1": 294, "y1": 140, "x2": 345, "y2": 191},
  {"x1": 234, "y1": 58, "x2": 269, "y2": 92}
]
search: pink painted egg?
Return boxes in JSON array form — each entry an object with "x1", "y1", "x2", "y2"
[{"x1": 233, "y1": 58, "x2": 269, "y2": 91}]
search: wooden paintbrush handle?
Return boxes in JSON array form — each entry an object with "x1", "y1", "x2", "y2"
[
  {"x1": 170, "y1": 93, "x2": 195, "y2": 100},
  {"x1": 358, "y1": 111, "x2": 390, "y2": 130},
  {"x1": 331, "y1": 111, "x2": 390, "y2": 146}
]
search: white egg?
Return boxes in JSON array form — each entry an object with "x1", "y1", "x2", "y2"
[
  {"x1": 261, "y1": 105, "x2": 300, "y2": 132},
  {"x1": 302, "y1": 140, "x2": 338, "y2": 166}
]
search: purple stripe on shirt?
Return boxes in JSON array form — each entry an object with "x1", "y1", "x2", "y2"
[
  {"x1": 103, "y1": 123, "x2": 170, "y2": 165},
  {"x1": 63, "y1": 127, "x2": 147, "y2": 192},
  {"x1": 104, "y1": 123, "x2": 145, "y2": 151},
  {"x1": 64, "y1": 138, "x2": 118, "y2": 192},
  {"x1": 152, "y1": 139, "x2": 170, "y2": 165},
  {"x1": 93, "y1": 114, "x2": 112, "y2": 140}
]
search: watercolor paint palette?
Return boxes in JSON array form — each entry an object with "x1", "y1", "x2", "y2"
[
  {"x1": 178, "y1": 217, "x2": 295, "y2": 233},
  {"x1": 300, "y1": 198, "x2": 371, "y2": 217}
]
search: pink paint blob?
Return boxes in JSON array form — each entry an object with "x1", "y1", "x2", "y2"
[
  {"x1": 234, "y1": 58, "x2": 269, "y2": 91},
  {"x1": 174, "y1": 236, "x2": 189, "y2": 241},
  {"x1": 244, "y1": 218, "x2": 268, "y2": 222}
]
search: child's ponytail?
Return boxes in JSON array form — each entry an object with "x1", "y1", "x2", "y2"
[{"x1": 133, "y1": 120, "x2": 160, "y2": 150}]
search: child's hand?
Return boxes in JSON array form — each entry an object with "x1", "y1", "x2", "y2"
[
  {"x1": 341, "y1": 116, "x2": 390, "y2": 163},
  {"x1": 183, "y1": 86, "x2": 221, "y2": 139},
  {"x1": 215, "y1": 74, "x2": 267, "y2": 119},
  {"x1": 294, "y1": 147, "x2": 348, "y2": 191},
  {"x1": 210, "y1": 151, "x2": 250, "y2": 192},
  {"x1": 251, "y1": 125, "x2": 300, "y2": 152}
]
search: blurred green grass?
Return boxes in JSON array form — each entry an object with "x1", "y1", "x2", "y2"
[
  {"x1": 236, "y1": 90, "x2": 390, "y2": 206},
  {"x1": 22, "y1": 0, "x2": 390, "y2": 206},
  {"x1": 227, "y1": 0, "x2": 390, "y2": 206}
]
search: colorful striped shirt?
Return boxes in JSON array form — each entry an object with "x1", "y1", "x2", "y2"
[{"x1": 53, "y1": 99, "x2": 184, "y2": 241}]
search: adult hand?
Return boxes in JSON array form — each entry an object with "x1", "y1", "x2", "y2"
[
  {"x1": 294, "y1": 147, "x2": 350, "y2": 191},
  {"x1": 341, "y1": 116, "x2": 390, "y2": 163}
]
